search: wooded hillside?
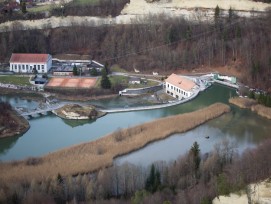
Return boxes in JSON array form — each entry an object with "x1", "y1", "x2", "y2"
[{"x1": 0, "y1": 10, "x2": 270, "y2": 89}]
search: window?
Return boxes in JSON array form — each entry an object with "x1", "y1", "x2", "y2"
[
  {"x1": 171, "y1": 86, "x2": 173, "y2": 89},
  {"x1": 22, "y1": 65, "x2": 25, "y2": 70},
  {"x1": 15, "y1": 65, "x2": 17, "y2": 69},
  {"x1": 26, "y1": 65, "x2": 29, "y2": 70},
  {"x1": 41, "y1": 65, "x2": 44, "y2": 69},
  {"x1": 19, "y1": 65, "x2": 21, "y2": 69}
]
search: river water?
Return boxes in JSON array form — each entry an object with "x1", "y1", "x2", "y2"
[{"x1": 0, "y1": 84, "x2": 271, "y2": 164}]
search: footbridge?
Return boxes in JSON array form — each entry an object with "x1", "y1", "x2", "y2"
[{"x1": 19, "y1": 104, "x2": 65, "y2": 118}]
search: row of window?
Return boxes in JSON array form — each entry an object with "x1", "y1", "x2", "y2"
[
  {"x1": 11, "y1": 64, "x2": 45, "y2": 72},
  {"x1": 167, "y1": 83, "x2": 189, "y2": 97}
]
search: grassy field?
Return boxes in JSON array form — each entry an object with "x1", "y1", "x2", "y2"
[
  {"x1": 0, "y1": 103, "x2": 230, "y2": 184},
  {"x1": 0, "y1": 75, "x2": 31, "y2": 86}
]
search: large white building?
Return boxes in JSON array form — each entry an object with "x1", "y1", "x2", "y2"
[
  {"x1": 9, "y1": 53, "x2": 52, "y2": 73},
  {"x1": 165, "y1": 73, "x2": 197, "y2": 99}
]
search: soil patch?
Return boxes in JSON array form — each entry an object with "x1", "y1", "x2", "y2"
[{"x1": 53, "y1": 104, "x2": 106, "y2": 120}]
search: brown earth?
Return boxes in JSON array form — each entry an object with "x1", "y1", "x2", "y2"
[{"x1": 0, "y1": 109, "x2": 29, "y2": 138}]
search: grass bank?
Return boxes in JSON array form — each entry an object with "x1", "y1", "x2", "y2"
[
  {"x1": 229, "y1": 97, "x2": 271, "y2": 119},
  {"x1": 0, "y1": 75, "x2": 31, "y2": 86},
  {"x1": 0, "y1": 103, "x2": 230, "y2": 184}
]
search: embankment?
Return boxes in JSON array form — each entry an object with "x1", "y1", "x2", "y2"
[
  {"x1": 0, "y1": 105, "x2": 30, "y2": 138},
  {"x1": 229, "y1": 97, "x2": 271, "y2": 119},
  {"x1": 0, "y1": 103, "x2": 230, "y2": 184}
]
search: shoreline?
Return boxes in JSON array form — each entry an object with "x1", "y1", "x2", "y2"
[
  {"x1": 0, "y1": 103, "x2": 230, "y2": 184},
  {"x1": 229, "y1": 97, "x2": 271, "y2": 120},
  {"x1": 0, "y1": 109, "x2": 30, "y2": 139}
]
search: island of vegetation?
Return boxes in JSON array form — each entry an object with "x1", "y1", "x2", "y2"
[
  {"x1": 0, "y1": 102, "x2": 29, "y2": 138},
  {"x1": 229, "y1": 97, "x2": 271, "y2": 120},
  {"x1": 0, "y1": 103, "x2": 230, "y2": 184},
  {"x1": 53, "y1": 104, "x2": 106, "y2": 120}
]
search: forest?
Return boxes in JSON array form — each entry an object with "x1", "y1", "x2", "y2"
[
  {"x1": 0, "y1": 9, "x2": 270, "y2": 90},
  {"x1": 0, "y1": 139, "x2": 271, "y2": 203}
]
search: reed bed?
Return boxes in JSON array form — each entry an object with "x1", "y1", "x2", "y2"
[
  {"x1": 229, "y1": 97, "x2": 257, "y2": 108},
  {"x1": 229, "y1": 97, "x2": 271, "y2": 119},
  {"x1": 0, "y1": 103, "x2": 230, "y2": 184}
]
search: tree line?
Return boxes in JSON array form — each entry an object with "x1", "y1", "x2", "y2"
[{"x1": 1, "y1": 138, "x2": 271, "y2": 203}]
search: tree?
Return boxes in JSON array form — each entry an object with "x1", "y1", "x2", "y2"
[
  {"x1": 90, "y1": 67, "x2": 98, "y2": 76},
  {"x1": 190, "y1": 142, "x2": 201, "y2": 174},
  {"x1": 214, "y1": 5, "x2": 221, "y2": 29},
  {"x1": 100, "y1": 67, "x2": 111, "y2": 89},
  {"x1": 228, "y1": 7, "x2": 234, "y2": 23},
  {"x1": 145, "y1": 164, "x2": 161, "y2": 193},
  {"x1": 73, "y1": 64, "x2": 78, "y2": 76},
  {"x1": 20, "y1": 0, "x2": 27, "y2": 14}
]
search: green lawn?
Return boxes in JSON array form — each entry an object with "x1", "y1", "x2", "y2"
[
  {"x1": 110, "y1": 64, "x2": 127, "y2": 73},
  {"x1": 95, "y1": 75, "x2": 160, "y2": 89},
  {"x1": 72, "y1": 0, "x2": 99, "y2": 6},
  {"x1": 27, "y1": 4, "x2": 52, "y2": 13},
  {"x1": 0, "y1": 75, "x2": 31, "y2": 86}
]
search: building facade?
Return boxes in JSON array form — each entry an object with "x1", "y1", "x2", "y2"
[
  {"x1": 165, "y1": 73, "x2": 197, "y2": 99},
  {"x1": 9, "y1": 53, "x2": 52, "y2": 73}
]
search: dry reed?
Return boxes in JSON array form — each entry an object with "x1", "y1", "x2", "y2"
[
  {"x1": 229, "y1": 97, "x2": 271, "y2": 119},
  {"x1": 0, "y1": 103, "x2": 230, "y2": 184},
  {"x1": 229, "y1": 97, "x2": 257, "y2": 108}
]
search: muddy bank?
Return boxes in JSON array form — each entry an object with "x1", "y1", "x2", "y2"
[
  {"x1": 0, "y1": 103, "x2": 230, "y2": 184},
  {"x1": 0, "y1": 108, "x2": 29, "y2": 138}
]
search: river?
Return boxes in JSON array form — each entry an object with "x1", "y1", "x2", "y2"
[{"x1": 0, "y1": 84, "x2": 271, "y2": 164}]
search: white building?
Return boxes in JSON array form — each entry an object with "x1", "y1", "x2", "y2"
[
  {"x1": 9, "y1": 53, "x2": 52, "y2": 73},
  {"x1": 165, "y1": 73, "x2": 197, "y2": 99}
]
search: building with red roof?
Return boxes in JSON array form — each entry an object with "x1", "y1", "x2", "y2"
[
  {"x1": 165, "y1": 73, "x2": 197, "y2": 99},
  {"x1": 9, "y1": 53, "x2": 52, "y2": 73}
]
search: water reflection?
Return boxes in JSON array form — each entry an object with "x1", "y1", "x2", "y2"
[
  {"x1": 0, "y1": 136, "x2": 19, "y2": 157},
  {"x1": 62, "y1": 118, "x2": 96, "y2": 128}
]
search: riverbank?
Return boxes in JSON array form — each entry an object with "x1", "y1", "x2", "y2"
[
  {"x1": 0, "y1": 104, "x2": 30, "y2": 138},
  {"x1": 0, "y1": 103, "x2": 230, "y2": 184},
  {"x1": 229, "y1": 97, "x2": 271, "y2": 119}
]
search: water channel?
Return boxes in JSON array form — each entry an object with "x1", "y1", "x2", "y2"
[{"x1": 0, "y1": 84, "x2": 271, "y2": 165}]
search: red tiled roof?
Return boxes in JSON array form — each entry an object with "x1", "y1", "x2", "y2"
[
  {"x1": 165, "y1": 73, "x2": 196, "y2": 91},
  {"x1": 9, "y1": 53, "x2": 49, "y2": 63}
]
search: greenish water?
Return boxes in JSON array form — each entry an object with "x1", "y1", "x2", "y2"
[{"x1": 0, "y1": 84, "x2": 270, "y2": 162}]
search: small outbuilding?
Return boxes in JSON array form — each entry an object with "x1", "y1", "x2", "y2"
[{"x1": 129, "y1": 77, "x2": 141, "y2": 85}]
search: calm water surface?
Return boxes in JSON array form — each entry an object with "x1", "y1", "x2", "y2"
[{"x1": 0, "y1": 84, "x2": 270, "y2": 163}]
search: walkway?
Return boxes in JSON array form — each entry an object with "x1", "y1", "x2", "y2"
[{"x1": 100, "y1": 90, "x2": 200, "y2": 113}]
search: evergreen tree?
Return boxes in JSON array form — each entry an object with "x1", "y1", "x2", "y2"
[
  {"x1": 101, "y1": 68, "x2": 111, "y2": 89},
  {"x1": 20, "y1": 0, "x2": 27, "y2": 14},
  {"x1": 73, "y1": 64, "x2": 78, "y2": 76},
  {"x1": 190, "y1": 141, "x2": 201, "y2": 173},
  {"x1": 228, "y1": 7, "x2": 234, "y2": 23},
  {"x1": 90, "y1": 67, "x2": 98, "y2": 76},
  {"x1": 214, "y1": 5, "x2": 221, "y2": 29},
  {"x1": 145, "y1": 164, "x2": 161, "y2": 193}
]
